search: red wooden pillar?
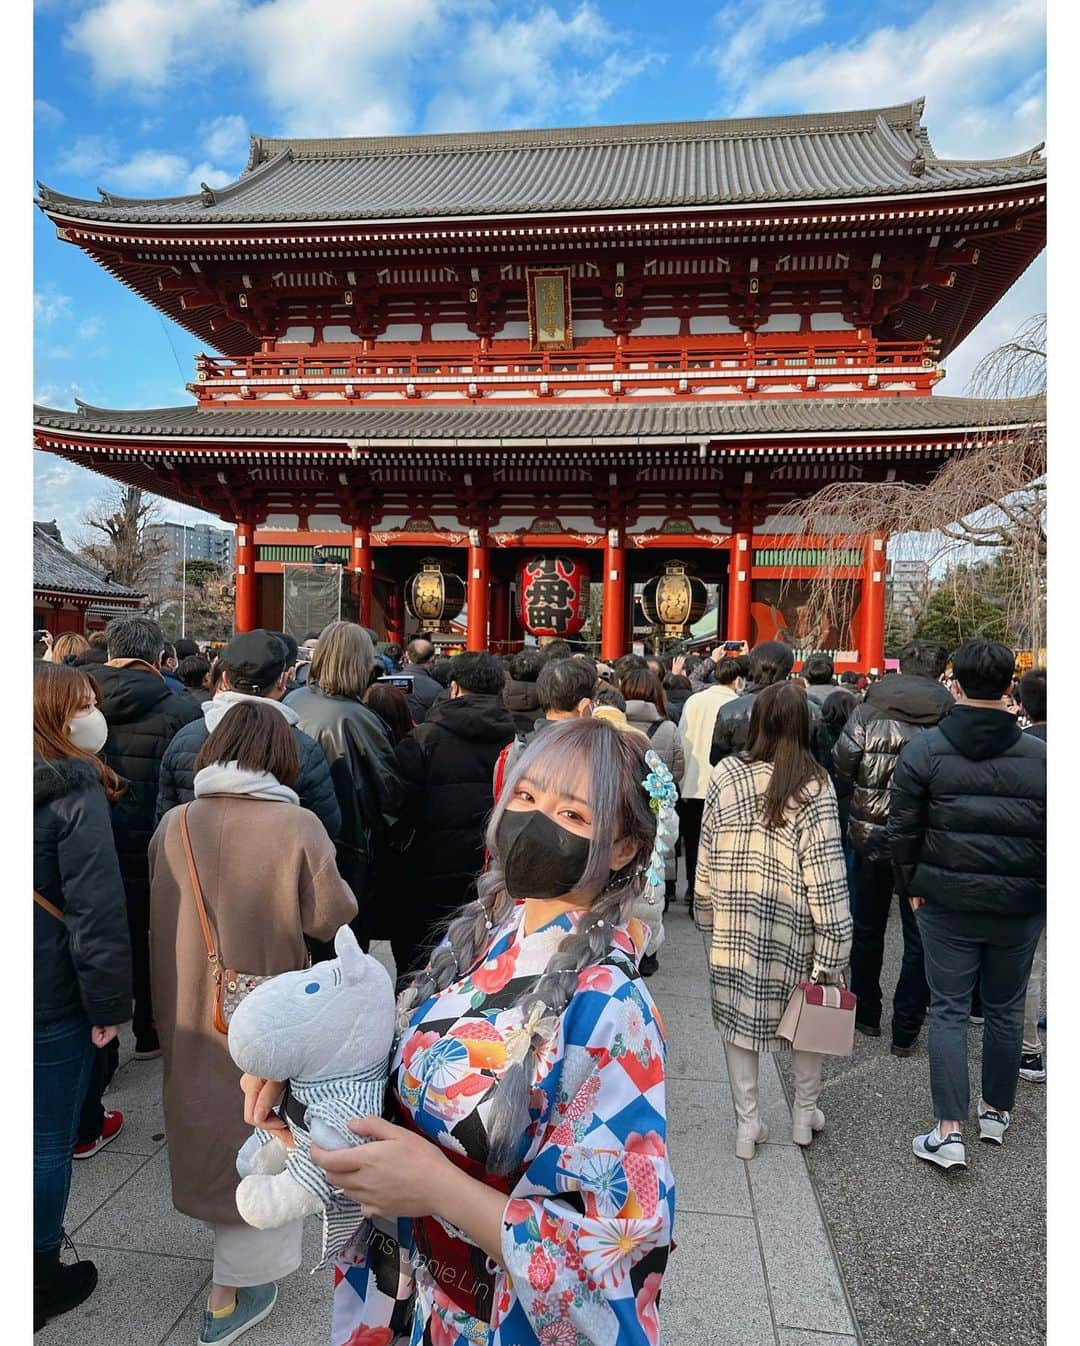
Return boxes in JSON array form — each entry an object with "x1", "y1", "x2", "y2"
[
  {"x1": 352, "y1": 525, "x2": 373, "y2": 627},
  {"x1": 601, "y1": 527, "x2": 627, "y2": 662},
  {"x1": 235, "y1": 516, "x2": 257, "y2": 633},
  {"x1": 490, "y1": 579, "x2": 510, "y2": 655},
  {"x1": 727, "y1": 529, "x2": 753, "y2": 643},
  {"x1": 861, "y1": 533, "x2": 887, "y2": 675},
  {"x1": 386, "y1": 583, "x2": 405, "y2": 644},
  {"x1": 466, "y1": 535, "x2": 490, "y2": 650}
]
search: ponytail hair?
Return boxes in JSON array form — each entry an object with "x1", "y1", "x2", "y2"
[{"x1": 397, "y1": 717, "x2": 657, "y2": 1174}]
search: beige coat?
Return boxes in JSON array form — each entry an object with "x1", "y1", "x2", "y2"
[
  {"x1": 148, "y1": 797, "x2": 357, "y2": 1224},
  {"x1": 695, "y1": 757, "x2": 852, "y2": 1051}
]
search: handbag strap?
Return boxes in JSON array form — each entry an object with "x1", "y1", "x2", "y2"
[
  {"x1": 34, "y1": 890, "x2": 64, "y2": 923},
  {"x1": 177, "y1": 803, "x2": 221, "y2": 973}
]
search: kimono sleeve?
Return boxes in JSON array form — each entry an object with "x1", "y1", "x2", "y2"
[{"x1": 497, "y1": 976, "x2": 673, "y2": 1346}]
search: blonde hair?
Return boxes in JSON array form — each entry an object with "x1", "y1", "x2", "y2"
[
  {"x1": 51, "y1": 632, "x2": 90, "y2": 663},
  {"x1": 309, "y1": 621, "x2": 376, "y2": 699}
]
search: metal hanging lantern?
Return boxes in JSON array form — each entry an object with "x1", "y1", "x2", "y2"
[
  {"x1": 641, "y1": 560, "x2": 709, "y2": 637},
  {"x1": 404, "y1": 558, "x2": 465, "y2": 629},
  {"x1": 517, "y1": 554, "x2": 590, "y2": 638}
]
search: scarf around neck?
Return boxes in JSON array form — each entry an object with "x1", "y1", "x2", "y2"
[
  {"x1": 202, "y1": 689, "x2": 299, "y2": 733},
  {"x1": 193, "y1": 761, "x2": 300, "y2": 805}
]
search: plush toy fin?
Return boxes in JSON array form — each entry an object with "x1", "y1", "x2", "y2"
[{"x1": 334, "y1": 923, "x2": 367, "y2": 985}]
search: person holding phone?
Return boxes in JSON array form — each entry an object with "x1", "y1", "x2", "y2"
[{"x1": 34, "y1": 663, "x2": 133, "y2": 1330}]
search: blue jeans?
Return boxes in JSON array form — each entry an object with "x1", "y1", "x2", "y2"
[
  {"x1": 849, "y1": 853, "x2": 929, "y2": 1046},
  {"x1": 916, "y1": 906, "x2": 1044, "y2": 1120},
  {"x1": 34, "y1": 1014, "x2": 95, "y2": 1251}
]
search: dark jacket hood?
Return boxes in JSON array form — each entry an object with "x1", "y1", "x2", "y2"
[
  {"x1": 938, "y1": 704, "x2": 1023, "y2": 760},
  {"x1": 34, "y1": 755, "x2": 101, "y2": 807},
  {"x1": 426, "y1": 692, "x2": 516, "y2": 741},
  {"x1": 503, "y1": 678, "x2": 541, "y2": 714},
  {"x1": 89, "y1": 663, "x2": 173, "y2": 723},
  {"x1": 864, "y1": 673, "x2": 953, "y2": 726}
]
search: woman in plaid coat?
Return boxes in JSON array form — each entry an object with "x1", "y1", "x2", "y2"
[{"x1": 695, "y1": 682, "x2": 852, "y2": 1160}]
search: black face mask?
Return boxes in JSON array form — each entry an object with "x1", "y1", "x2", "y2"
[{"x1": 496, "y1": 808, "x2": 592, "y2": 901}]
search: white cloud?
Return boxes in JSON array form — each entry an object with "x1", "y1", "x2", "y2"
[
  {"x1": 106, "y1": 148, "x2": 190, "y2": 191},
  {"x1": 183, "y1": 161, "x2": 237, "y2": 194},
  {"x1": 200, "y1": 113, "x2": 248, "y2": 163},
  {"x1": 34, "y1": 381, "x2": 84, "y2": 409},
  {"x1": 62, "y1": 0, "x2": 656, "y2": 142},
  {"x1": 34, "y1": 291, "x2": 73, "y2": 325},
  {"x1": 240, "y1": 0, "x2": 445, "y2": 137},
  {"x1": 65, "y1": 0, "x2": 240, "y2": 91},
  {"x1": 56, "y1": 134, "x2": 114, "y2": 177},
  {"x1": 424, "y1": 2, "x2": 661, "y2": 132},
  {"x1": 710, "y1": 0, "x2": 1045, "y2": 159},
  {"x1": 34, "y1": 99, "x2": 64, "y2": 128},
  {"x1": 77, "y1": 317, "x2": 104, "y2": 341},
  {"x1": 704, "y1": 0, "x2": 826, "y2": 102}
]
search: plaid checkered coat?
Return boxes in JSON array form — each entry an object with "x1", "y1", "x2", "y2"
[{"x1": 694, "y1": 757, "x2": 853, "y2": 1051}]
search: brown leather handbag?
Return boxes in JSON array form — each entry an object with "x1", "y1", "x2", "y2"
[{"x1": 177, "y1": 803, "x2": 272, "y2": 1034}]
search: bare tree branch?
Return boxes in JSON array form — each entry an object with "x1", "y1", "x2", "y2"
[{"x1": 776, "y1": 312, "x2": 1046, "y2": 655}]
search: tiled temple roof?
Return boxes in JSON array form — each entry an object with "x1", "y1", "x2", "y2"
[{"x1": 37, "y1": 100, "x2": 1045, "y2": 226}]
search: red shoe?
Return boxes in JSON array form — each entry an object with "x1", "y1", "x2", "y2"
[{"x1": 73, "y1": 1111, "x2": 124, "y2": 1160}]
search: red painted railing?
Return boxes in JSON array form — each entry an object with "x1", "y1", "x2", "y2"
[{"x1": 191, "y1": 336, "x2": 941, "y2": 403}]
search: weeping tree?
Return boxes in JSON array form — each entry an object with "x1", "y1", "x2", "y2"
[
  {"x1": 776, "y1": 313, "x2": 1046, "y2": 655},
  {"x1": 76, "y1": 484, "x2": 169, "y2": 591}
]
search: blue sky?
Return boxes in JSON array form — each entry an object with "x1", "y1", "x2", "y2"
[{"x1": 33, "y1": 0, "x2": 1046, "y2": 543}]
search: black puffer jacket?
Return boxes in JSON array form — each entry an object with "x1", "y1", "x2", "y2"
[
  {"x1": 395, "y1": 693, "x2": 515, "y2": 901},
  {"x1": 502, "y1": 677, "x2": 542, "y2": 737},
  {"x1": 34, "y1": 757, "x2": 133, "y2": 1026},
  {"x1": 155, "y1": 694, "x2": 341, "y2": 840},
  {"x1": 285, "y1": 683, "x2": 406, "y2": 942},
  {"x1": 818, "y1": 720, "x2": 854, "y2": 839},
  {"x1": 888, "y1": 706, "x2": 1046, "y2": 916},
  {"x1": 710, "y1": 681, "x2": 822, "y2": 765},
  {"x1": 832, "y1": 673, "x2": 953, "y2": 859},
  {"x1": 87, "y1": 663, "x2": 202, "y2": 905}
]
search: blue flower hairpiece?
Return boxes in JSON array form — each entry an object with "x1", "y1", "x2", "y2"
[{"x1": 642, "y1": 749, "x2": 679, "y2": 891}]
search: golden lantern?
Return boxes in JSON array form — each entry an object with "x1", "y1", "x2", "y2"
[
  {"x1": 641, "y1": 560, "x2": 709, "y2": 637},
  {"x1": 404, "y1": 558, "x2": 465, "y2": 629}
]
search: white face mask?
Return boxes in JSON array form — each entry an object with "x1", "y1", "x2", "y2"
[{"x1": 68, "y1": 706, "x2": 109, "y2": 755}]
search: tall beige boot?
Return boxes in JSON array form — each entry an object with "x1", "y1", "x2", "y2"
[
  {"x1": 723, "y1": 1040, "x2": 769, "y2": 1159},
  {"x1": 791, "y1": 1049, "x2": 826, "y2": 1146}
]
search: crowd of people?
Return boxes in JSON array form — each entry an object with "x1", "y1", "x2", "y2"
[{"x1": 34, "y1": 617, "x2": 1046, "y2": 1343}]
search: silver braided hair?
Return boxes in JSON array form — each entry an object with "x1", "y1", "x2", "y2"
[{"x1": 396, "y1": 717, "x2": 658, "y2": 1174}]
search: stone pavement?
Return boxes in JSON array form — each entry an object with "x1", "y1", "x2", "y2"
[
  {"x1": 43, "y1": 897, "x2": 860, "y2": 1346},
  {"x1": 777, "y1": 904, "x2": 1046, "y2": 1346}
]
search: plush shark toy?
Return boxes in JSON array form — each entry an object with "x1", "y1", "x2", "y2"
[{"x1": 227, "y1": 924, "x2": 396, "y2": 1267}]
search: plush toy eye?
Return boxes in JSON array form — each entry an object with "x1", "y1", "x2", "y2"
[{"x1": 304, "y1": 983, "x2": 320, "y2": 995}]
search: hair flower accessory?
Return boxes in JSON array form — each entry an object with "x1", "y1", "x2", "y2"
[{"x1": 642, "y1": 750, "x2": 679, "y2": 891}]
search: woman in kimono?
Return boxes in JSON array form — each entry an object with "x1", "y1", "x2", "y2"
[{"x1": 264, "y1": 715, "x2": 677, "y2": 1345}]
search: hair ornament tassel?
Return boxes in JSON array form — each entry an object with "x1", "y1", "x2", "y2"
[{"x1": 642, "y1": 749, "x2": 679, "y2": 891}]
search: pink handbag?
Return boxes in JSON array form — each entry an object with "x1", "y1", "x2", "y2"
[{"x1": 776, "y1": 981, "x2": 856, "y2": 1056}]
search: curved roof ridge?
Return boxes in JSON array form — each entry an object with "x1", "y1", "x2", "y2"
[
  {"x1": 250, "y1": 100, "x2": 930, "y2": 164},
  {"x1": 932, "y1": 142, "x2": 1046, "y2": 170},
  {"x1": 37, "y1": 147, "x2": 294, "y2": 215}
]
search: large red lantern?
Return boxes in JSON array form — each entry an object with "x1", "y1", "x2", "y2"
[{"x1": 517, "y1": 554, "x2": 590, "y2": 638}]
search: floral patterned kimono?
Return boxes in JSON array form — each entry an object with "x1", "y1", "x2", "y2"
[{"x1": 331, "y1": 903, "x2": 674, "y2": 1346}]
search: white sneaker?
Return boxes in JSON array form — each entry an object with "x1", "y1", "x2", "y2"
[
  {"x1": 913, "y1": 1128, "x2": 967, "y2": 1169},
  {"x1": 977, "y1": 1105, "x2": 1010, "y2": 1145}
]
